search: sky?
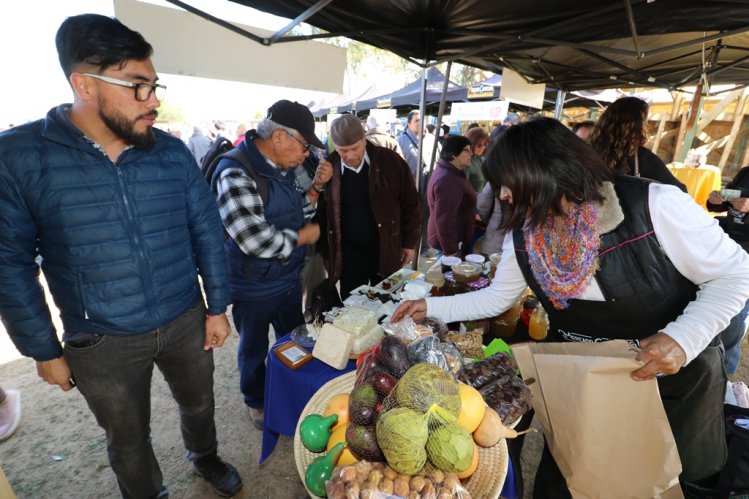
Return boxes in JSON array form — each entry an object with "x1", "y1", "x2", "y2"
[{"x1": 0, "y1": 0, "x2": 338, "y2": 127}]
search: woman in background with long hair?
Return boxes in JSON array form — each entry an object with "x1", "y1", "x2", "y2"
[{"x1": 590, "y1": 96, "x2": 686, "y2": 191}]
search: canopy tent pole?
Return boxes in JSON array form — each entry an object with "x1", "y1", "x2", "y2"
[
  {"x1": 553, "y1": 89, "x2": 567, "y2": 120},
  {"x1": 414, "y1": 66, "x2": 428, "y2": 195},
  {"x1": 163, "y1": 0, "x2": 265, "y2": 44},
  {"x1": 266, "y1": 0, "x2": 335, "y2": 44},
  {"x1": 413, "y1": 65, "x2": 429, "y2": 271},
  {"x1": 430, "y1": 61, "x2": 453, "y2": 176},
  {"x1": 414, "y1": 61, "x2": 453, "y2": 271}
]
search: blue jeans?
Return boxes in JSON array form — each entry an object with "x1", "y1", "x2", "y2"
[
  {"x1": 721, "y1": 298, "x2": 749, "y2": 375},
  {"x1": 232, "y1": 278, "x2": 304, "y2": 408},
  {"x1": 64, "y1": 302, "x2": 217, "y2": 499}
]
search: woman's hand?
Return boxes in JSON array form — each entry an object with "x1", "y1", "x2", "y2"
[
  {"x1": 707, "y1": 190, "x2": 725, "y2": 205},
  {"x1": 390, "y1": 299, "x2": 427, "y2": 323},
  {"x1": 631, "y1": 332, "x2": 686, "y2": 381}
]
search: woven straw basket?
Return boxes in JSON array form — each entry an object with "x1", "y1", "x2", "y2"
[{"x1": 293, "y1": 371, "x2": 508, "y2": 498}]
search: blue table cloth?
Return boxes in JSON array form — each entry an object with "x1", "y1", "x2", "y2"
[{"x1": 260, "y1": 334, "x2": 356, "y2": 463}]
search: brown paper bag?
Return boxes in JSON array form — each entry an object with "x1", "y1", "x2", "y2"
[{"x1": 513, "y1": 341, "x2": 683, "y2": 499}]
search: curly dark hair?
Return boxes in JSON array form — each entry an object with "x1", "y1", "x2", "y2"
[
  {"x1": 482, "y1": 118, "x2": 612, "y2": 230},
  {"x1": 589, "y1": 97, "x2": 649, "y2": 174}
]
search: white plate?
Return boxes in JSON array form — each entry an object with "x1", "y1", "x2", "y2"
[
  {"x1": 349, "y1": 284, "x2": 396, "y2": 301},
  {"x1": 372, "y1": 268, "x2": 422, "y2": 293}
]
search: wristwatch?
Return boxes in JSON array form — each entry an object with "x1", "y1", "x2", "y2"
[{"x1": 312, "y1": 183, "x2": 326, "y2": 193}]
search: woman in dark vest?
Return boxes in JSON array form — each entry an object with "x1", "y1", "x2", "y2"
[{"x1": 393, "y1": 118, "x2": 749, "y2": 496}]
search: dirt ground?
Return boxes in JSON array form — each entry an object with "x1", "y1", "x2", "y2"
[{"x1": 0, "y1": 298, "x2": 747, "y2": 498}]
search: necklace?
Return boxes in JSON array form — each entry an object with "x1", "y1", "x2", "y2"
[{"x1": 523, "y1": 202, "x2": 600, "y2": 309}]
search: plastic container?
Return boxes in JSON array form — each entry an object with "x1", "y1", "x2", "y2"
[
  {"x1": 290, "y1": 323, "x2": 318, "y2": 349},
  {"x1": 489, "y1": 298, "x2": 524, "y2": 338},
  {"x1": 465, "y1": 254, "x2": 486, "y2": 265},
  {"x1": 451, "y1": 262, "x2": 483, "y2": 283},
  {"x1": 441, "y1": 255, "x2": 462, "y2": 273},
  {"x1": 424, "y1": 268, "x2": 445, "y2": 296}
]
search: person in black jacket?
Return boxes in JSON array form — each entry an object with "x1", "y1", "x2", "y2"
[
  {"x1": 707, "y1": 166, "x2": 749, "y2": 374},
  {"x1": 590, "y1": 97, "x2": 687, "y2": 192}
]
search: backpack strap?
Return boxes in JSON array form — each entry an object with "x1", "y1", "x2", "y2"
[{"x1": 219, "y1": 146, "x2": 269, "y2": 206}]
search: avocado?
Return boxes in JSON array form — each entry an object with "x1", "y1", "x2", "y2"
[
  {"x1": 349, "y1": 382, "x2": 379, "y2": 425},
  {"x1": 346, "y1": 422, "x2": 385, "y2": 462},
  {"x1": 375, "y1": 335, "x2": 411, "y2": 378}
]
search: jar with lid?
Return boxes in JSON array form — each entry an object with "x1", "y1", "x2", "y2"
[
  {"x1": 443, "y1": 272, "x2": 465, "y2": 296},
  {"x1": 488, "y1": 252, "x2": 502, "y2": 280},
  {"x1": 528, "y1": 303, "x2": 549, "y2": 340},
  {"x1": 489, "y1": 295, "x2": 523, "y2": 338},
  {"x1": 424, "y1": 268, "x2": 445, "y2": 296}
]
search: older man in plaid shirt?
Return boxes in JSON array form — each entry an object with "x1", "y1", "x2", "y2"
[{"x1": 212, "y1": 100, "x2": 332, "y2": 429}]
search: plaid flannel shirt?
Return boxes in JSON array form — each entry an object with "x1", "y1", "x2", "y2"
[{"x1": 216, "y1": 163, "x2": 316, "y2": 260}]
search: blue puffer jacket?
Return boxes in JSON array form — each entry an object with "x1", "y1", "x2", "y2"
[{"x1": 0, "y1": 105, "x2": 230, "y2": 361}]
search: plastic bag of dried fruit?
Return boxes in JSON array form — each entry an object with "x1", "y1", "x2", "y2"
[{"x1": 325, "y1": 460, "x2": 471, "y2": 498}]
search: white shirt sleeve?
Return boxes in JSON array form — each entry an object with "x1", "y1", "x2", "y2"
[
  {"x1": 649, "y1": 183, "x2": 749, "y2": 364},
  {"x1": 425, "y1": 233, "x2": 527, "y2": 322}
]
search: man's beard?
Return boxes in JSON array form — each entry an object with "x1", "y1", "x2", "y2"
[{"x1": 98, "y1": 101, "x2": 157, "y2": 149}]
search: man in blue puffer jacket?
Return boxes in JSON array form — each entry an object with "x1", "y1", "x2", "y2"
[{"x1": 0, "y1": 14, "x2": 241, "y2": 499}]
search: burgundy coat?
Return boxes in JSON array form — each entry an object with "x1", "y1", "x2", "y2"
[
  {"x1": 317, "y1": 142, "x2": 421, "y2": 284},
  {"x1": 427, "y1": 158, "x2": 476, "y2": 255}
]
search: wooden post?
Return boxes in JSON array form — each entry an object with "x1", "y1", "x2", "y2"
[
  {"x1": 652, "y1": 113, "x2": 669, "y2": 154},
  {"x1": 718, "y1": 91, "x2": 748, "y2": 171},
  {"x1": 671, "y1": 92, "x2": 684, "y2": 121},
  {"x1": 742, "y1": 136, "x2": 749, "y2": 167},
  {"x1": 696, "y1": 88, "x2": 744, "y2": 136},
  {"x1": 673, "y1": 112, "x2": 689, "y2": 163},
  {"x1": 675, "y1": 81, "x2": 705, "y2": 163}
]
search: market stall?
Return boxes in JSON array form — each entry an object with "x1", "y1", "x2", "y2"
[{"x1": 259, "y1": 258, "x2": 538, "y2": 498}]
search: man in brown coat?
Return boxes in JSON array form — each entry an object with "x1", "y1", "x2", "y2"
[{"x1": 318, "y1": 115, "x2": 421, "y2": 298}]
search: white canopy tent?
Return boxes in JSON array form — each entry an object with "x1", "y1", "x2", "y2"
[{"x1": 113, "y1": 0, "x2": 346, "y2": 93}]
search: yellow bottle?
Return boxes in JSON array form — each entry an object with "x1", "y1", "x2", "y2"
[{"x1": 528, "y1": 304, "x2": 549, "y2": 341}]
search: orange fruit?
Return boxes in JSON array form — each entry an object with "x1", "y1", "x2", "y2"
[
  {"x1": 323, "y1": 392, "x2": 350, "y2": 431},
  {"x1": 327, "y1": 423, "x2": 359, "y2": 465},
  {"x1": 456, "y1": 442, "x2": 479, "y2": 479},
  {"x1": 457, "y1": 383, "x2": 486, "y2": 433}
]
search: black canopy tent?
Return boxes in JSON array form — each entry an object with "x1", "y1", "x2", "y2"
[
  {"x1": 170, "y1": 0, "x2": 749, "y2": 266},
  {"x1": 310, "y1": 68, "x2": 467, "y2": 117},
  {"x1": 225, "y1": 0, "x2": 749, "y2": 92}
]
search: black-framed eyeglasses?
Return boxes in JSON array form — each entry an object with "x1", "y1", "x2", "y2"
[
  {"x1": 284, "y1": 129, "x2": 311, "y2": 152},
  {"x1": 83, "y1": 73, "x2": 166, "y2": 102}
]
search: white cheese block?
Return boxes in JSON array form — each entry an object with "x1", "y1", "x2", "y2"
[
  {"x1": 333, "y1": 306, "x2": 378, "y2": 336},
  {"x1": 352, "y1": 324, "x2": 384, "y2": 355},
  {"x1": 312, "y1": 324, "x2": 354, "y2": 369}
]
